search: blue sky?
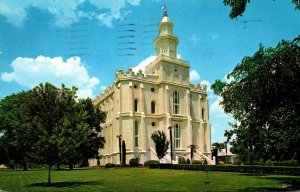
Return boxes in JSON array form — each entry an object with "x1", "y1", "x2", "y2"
[{"x1": 0, "y1": 0, "x2": 299, "y2": 143}]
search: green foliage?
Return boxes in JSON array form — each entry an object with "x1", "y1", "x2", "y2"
[
  {"x1": 105, "y1": 163, "x2": 115, "y2": 168},
  {"x1": 151, "y1": 130, "x2": 169, "y2": 161},
  {"x1": 266, "y1": 160, "x2": 274, "y2": 167},
  {"x1": 223, "y1": 0, "x2": 299, "y2": 19},
  {"x1": 187, "y1": 158, "x2": 191, "y2": 164},
  {"x1": 289, "y1": 158, "x2": 298, "y2": 166},
  {"x1": 129, "y1": 158, "x2": 139, "y2": 167},
  {"x1": 259, "y1": 159, "x2": 265, "y2": 166},
  {"x1": 233, "y1": 156, "x2": 242, "y2": 165},
  {"x1": 191, "y1": 160, "x2": 203, "y2": 164},
  {"x1": 178, "y1": 157, "x2": 187, "y2": 164},
  {"x1": 273, "y1": 159, "x2": 298, "y2": 167},
  {"x1": 212, "y1": 142, "x2": 225, "y2": 164},
  {"x1": 0, "y1": 83, "x2": 106, "y2": 184},
  {"x1": 144, "y1": 160, "x2": 159, "y2": 166},
  {"x1": 211, "y1": 37, "x2": 300, "y2": 163}
]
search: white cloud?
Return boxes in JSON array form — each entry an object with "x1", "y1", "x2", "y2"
[
  {"x1": 190, "y1": 70, "x2": 200, "y2": 81},
  {"x1": 210, "y1": 96, "x2": 229, "y2": 118},
  {"x1": 1, "y1": 55, "x2": 100, "y2": 99},
  {"x1": 200, "y1": 80, "x2": 213, "y2": 93},
  {"x1": 191, "y1": 34, "x2": 199, "y2": 44},
  {"x1": 0, "y1": 0, "x2": 141, "y2": 27},
  {"x1": 133, "y1": 55, "x2": 156, "y2": 73}
]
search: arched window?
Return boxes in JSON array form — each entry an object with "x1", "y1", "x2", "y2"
[
  {"x1": 173, "y1": 91, "x2": 180, "y2": 114},
  {"x1": 202, "y1": 108, "x2": 205, "y2": 120},
  {"x1": 134, "y1": 99, "x2": 138, "y2": 112},
  {"x1": 174, "y1": 124, "x2": 181, "y2": 149},
  {"x1": 151, "y1": 101, "x2": 156, "y2": 114},
  {"x1": 134, "y1": 121, "x2": 139, "y2": 147}
]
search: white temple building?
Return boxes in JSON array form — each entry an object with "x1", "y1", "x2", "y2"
[{"x1": 90, "y1": 6, "x2": 213, "y2": 166}]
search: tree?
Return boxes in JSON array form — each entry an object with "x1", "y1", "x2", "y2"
[
  {"x1": 151, "y1": 130, "x2": 169, "y2": 165},
  {"x1": 122, "y1": 140, "x2": 126, "y2": 165},
  {"x1": 0, "y1": 136, "x2": 9, "y2": 165},
  {"x1": 0, "y1": 91, "x2": 34, "y2": 170},
  {"x1": 212, "y1": 142, "x2": 225, "y2": 164},
  {"x1": 0, "y1": 83, "x2": 106, "y2": 183},
  {"x1": 77, "y1": 98, "x2": 106, "y2": 167},
  {"x1": 211, "y1": 37, "x2": 300, "y2": 163},
  {"x1": 223, "y1": 0, "x2": 300, "y2": 19},
  {"x1": 27, "y1": 83, "x2": 106, "y2": 184}
]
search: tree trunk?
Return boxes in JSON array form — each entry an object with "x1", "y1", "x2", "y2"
[
  {"x1": 122, "y1": 141, "x2": 126, "y2": 165},
  {"x1": 23, "y1": 161, "x2": 28, "y2": 171},
  {"x1": 56, "y1": 162, "x2": 60, "y2": 170},
  {"x1": 69, "y1": 161, "x2": 73, "y2": 170},
  {"x1": 48, "y1": 164, "x2": 52, "y2": 185}
]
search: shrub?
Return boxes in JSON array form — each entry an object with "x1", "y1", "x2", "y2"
[
  {"x1": 144, "y1": 160, "x2": 159, "y2": 166},
  {"x1": 129, "y1": 158, "x2": 139, "y2": 167},
  {"x1": 233, "y1": 155, "x2": 242, "y2": 165},
  {"x1": 105, "y1": 163, "x2": 115, "y2": 168},
  {"x1": 289, "y1": 158, "x2": 298, "y2": 166},
  {"x1": 266, "y1": 159, "x2": 273, "y2": 167},
  {"x1": 178, "y1": 157, "x2": 187, "y2": 164},
  {"x1": 259, "y1": 159, "x2": 265, "y2": 166},
  {"x1": 187, "y1": 158, "x2": 191, "y2": 164},
  {"x1": 192, "y1": 160, "x2": 203, "y2": 164}
]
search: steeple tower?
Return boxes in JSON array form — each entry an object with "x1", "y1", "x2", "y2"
[{"x1": 154, "y1": 4, "x2": 179, "y2": 58}]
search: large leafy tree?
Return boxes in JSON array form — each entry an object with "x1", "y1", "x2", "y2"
[
  {"x1": 151, "y1": 130, "x2": 169, "y2": 164},
  {"x1": 0, "y1": 83, "x2": 106, "y2": 185},
  {"x1": 77, "y1": 98, "x2": 106, "y2": 167},
  {"x1": 211, "y1": 38, "x2": 300, "y2": 162},
  {"x1": 223, "y1": 0, "x2": 300, "y2": 19},
  {"x1": 0, "y1": 91, "x2": 34, "y2": 170}
]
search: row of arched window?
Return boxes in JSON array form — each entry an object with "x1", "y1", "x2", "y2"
[
  {"x1": 133, "y1": 99, "x2": 156, "y2": 114},
  {"x1": 132, "y1": 91, "x2": 206, "y2": 120}
]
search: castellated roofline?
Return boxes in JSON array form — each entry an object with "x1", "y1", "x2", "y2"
[
  {"x1": 94, "y1": 85, "x2": 114, "y2": 107},
  {"x1": 115, "y1": 67, "x2": 147, "y2": 81}
]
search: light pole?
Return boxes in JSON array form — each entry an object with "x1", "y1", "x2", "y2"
[
  {"x1": 168, "y1": 126, "x2": 173, "y2": 164},
  {"x1": 117, "y1": 135, "x2": 122, "y2": 166}
]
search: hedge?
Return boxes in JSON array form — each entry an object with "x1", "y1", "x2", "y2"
[
  {"x1": 149, "y1": 164, "x2": 300, "y2": 176},
  {"x1": 144, "y1": 160, "x2": 159, "y2": 167}
]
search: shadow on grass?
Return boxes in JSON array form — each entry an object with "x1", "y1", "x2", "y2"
[
  {"x1": 26, "y1": 181, "x2": 101, "y2": 188},
  {"x1": 237, "y1": 174, "x2": 300, "y2": 191}
]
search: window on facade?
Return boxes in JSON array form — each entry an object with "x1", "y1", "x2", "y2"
[
  {"x1": 174, "y1": 124, "x2": 181, "y2": 149},
  {"x1": 151, "y1": 101, "x2": 156, "y2": 114},
  {"x1": 173, "y1": 91, "x2": 180, "y2": 114},
  {"x1": 134, "y1": 121, "x2": 139, "y2": 147},
  {"x1": 202, "y1": 108, "x2": 205, "y2": 120},
  {"x1": 134, "y1": 99, "x2": 138, "y2": 112}
]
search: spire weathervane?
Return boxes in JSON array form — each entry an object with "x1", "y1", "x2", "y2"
[{"x1": 163, "y1": 3, "x2": 167, "y2": 17}]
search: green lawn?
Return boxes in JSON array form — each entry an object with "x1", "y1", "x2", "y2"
[{"x1": 0, "y1": 167, "x2": 299, "y2": 191}]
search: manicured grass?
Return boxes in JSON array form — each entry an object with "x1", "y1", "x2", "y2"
[{"x1": 0, "y1": 167, "x2": 299, "y2": 191}]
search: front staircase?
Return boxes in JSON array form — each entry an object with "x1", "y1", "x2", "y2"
[{"x1": 194, "y1": 149, "x2": 215, "y2": 165}]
